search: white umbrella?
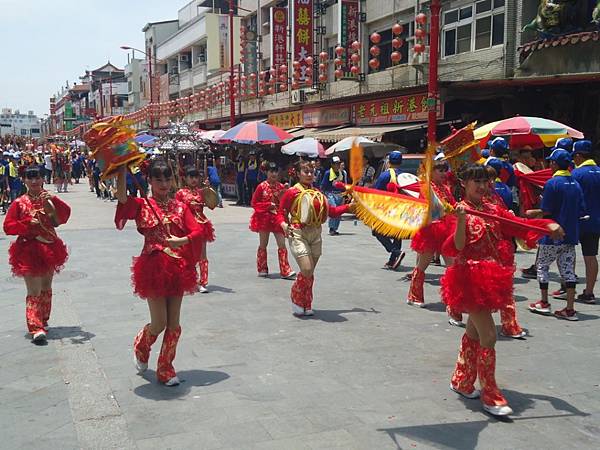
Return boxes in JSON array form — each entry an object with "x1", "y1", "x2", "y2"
[
  {"x1": 281, "y1": 138, "x2": 325, "y2": 158},
  {"x1": 201, "y1": 130, "x2": 225, "y2": 143},
  {"x1": 324, "y1": 136, "x2": 375, "y2": 155}
]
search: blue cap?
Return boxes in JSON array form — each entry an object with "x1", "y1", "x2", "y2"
[
  {"x1": 489, "y1": 137, "x2": 509, "y2": 155},
  {"x1": 485, "y1": 157, "x2": 504, "y2": 175},
  {"x1": 555, "y1": 137, "x2": 573, "y2": 152},
  {"x1": 388, "y1": 151, "x2": 403, "y2": 164},
  {"x1": 481, "y1": 149, "x2": 490, "y2": 158},
  {"x1": 546, "y1": 148, "x2": 572, "y2": 169},
  {"x1": 572, "y1": 140, "x2": 592, "y2": 155}
]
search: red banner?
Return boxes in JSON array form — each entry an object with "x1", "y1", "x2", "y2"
[
  {"x1": 338, "y1": 0, "x2": 359, "y2": 74},
  {"x1": 352, "y1": 93, "x2": 444, "y2": 125},
  {"x1": 291, "y1": 0, "x2": 313, "y2": 81},
  {"x1": 270, "y1": 7, "x2": 288, "y2": 67}
]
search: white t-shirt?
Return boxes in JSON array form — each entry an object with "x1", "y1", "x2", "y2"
[{"x1": 44, "y1": 154, "x2": 52, "y2": 170}]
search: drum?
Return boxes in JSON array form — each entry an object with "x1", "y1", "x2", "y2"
[
  {"x1": 395, "y1": 173, "x2": 420, "y2": 198},
  {"x1": 513, "y1": 162, "x2": 533, "y2": 174},
  {"x1": 202, "y1": 187, "x2": 219, "y2": 210},
  {"x1": 299, "y1": 193, "x2": 312, "y2": 224}
]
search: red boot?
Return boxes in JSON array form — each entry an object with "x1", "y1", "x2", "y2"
[
  {"x1": 450, "y1": 333, "x2": 480, "y2": 398},
  {"x1": 277, "y1": 248, "x2": 296, "y2": 279},
  {"x1": 257, "y1": 247, "x2": 268, "y2": 277},
  {"x1": 500, "y1": 299, "x2": 526, "y2": 338},
  {"x1": 291, "y1": 274, "x2": 310, "y2": 316},
  {"x1": 477, "y1": 347, "x2": 513, "y2": 416},
  {"x1": 26, "y1": 295, "x2": 46, "y2": 341},
  {"x1": 133, "y1": 324, "x2": 158, "y2": 373},
  {"x1": 41, "y1": 289, "x2": 53, "y2": 328},
  {"x1": 157, "y1": 326, "x2": 182, "y2": 385},
  {"x1": 199, "y1": 259, "x2": 209, "y2": 293},
  {"x1": 304, "y1": 275, "x2": 315, "y2": 315},
  {"x1": 407, "y1": 267, "x2": 425, "y2": 307}
]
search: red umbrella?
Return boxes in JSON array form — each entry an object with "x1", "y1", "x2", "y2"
[{"x1": 218, "y1": 120, "x2": 293, "y2": 145}]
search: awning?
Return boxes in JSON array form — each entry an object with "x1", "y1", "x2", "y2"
[
  {"x1": 289, "y1": 126, "x2": 347, "y2": 139},
  {"x1": 315, "y1": 121, "x2": 458, "y2": 143}
]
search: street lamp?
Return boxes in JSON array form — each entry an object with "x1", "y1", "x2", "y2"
[{"x1": 120, "y1": 45, "x2": 161, "y2": 105}]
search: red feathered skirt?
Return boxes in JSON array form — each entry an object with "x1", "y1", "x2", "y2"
[
  {"x1": 440, "y1": 259, "x2": 514, "y2": 313},
  {"x1": 411, "y1": 216, "x2": 456, "y2": 254},
  {"x1": 9, "y1": 238, "x2": 69, "y2": 277},
  {"x1": 249, "y1": 211, "x2": 282, "y2": 234},
  {"x1": 131, "y1": 250, "x2": 198, "y2": 300},
  {"x1": 195, "y1": 220, "x2": 216, "y2": 243}
]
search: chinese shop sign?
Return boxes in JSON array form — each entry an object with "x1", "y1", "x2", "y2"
[
  {"x1": 291, "y1": 0, "x2": 314, "y2": 81},
  {"x1": 268, "y1": 110, "x2": 303, "y2": 129},
  {"x1": 270, "y1": 7, "x2": 288, "y2": 67},
  {"x1": 352, "y1": 93, "x2": 444, "y2": 125},
  {"x1": 338, "y1": 0, "x2": 359, "y2": 75},
  {"x1": 303, "y1": 105, "x2": 351, "y2": 127}
]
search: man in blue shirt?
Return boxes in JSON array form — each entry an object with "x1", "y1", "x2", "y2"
[
  {"x1": 372, "y1": 151, "x2": 405, "y2": 269},
  {"x1": 529, "y1": 148, "x2": 586, "y2": 321},
  {"x1": 485, "y1": 158, "x2": 512, "y2": 210},
  {"x1": 246, "y1": 152, "x2": 259, "y2": 204},
  {"x1": 320, "y1": 155, "x2": 347, "y2": 236},
  {"x1": 487, "y1": 137, "x2": 516, "y2": 188},
  {"x1": 571, "y1": 140, "x2": 600, "y2": 303},
  {"x1": 235, "y1": 155, "x2": 247, "y2": 206},
  {"x1": 207, "y1": 156, "x2": 223, "y2": 208}
]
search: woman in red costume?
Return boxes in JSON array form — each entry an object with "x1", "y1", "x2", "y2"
[
  {"x1": 277, "y1": 160, "x2": 352, "y2": 316},
  {"x1": 115, "y1": 160, "x2": 203, "y2": 386},
  {"x1": 3, "y1": 166, "x2": 70, "y2": 343},
  {"x1": 407, "y1": 153, "x2": 456, "y2": 308},
  {"x1": 175, "y1": 167, "x2": 216, "y2": 293},
  {"x1": 442, "y1": 164, "x2": 562, "y2": 416},
  {"x1": 250, "y1": 161, "x2": 295, "y2": 279}
]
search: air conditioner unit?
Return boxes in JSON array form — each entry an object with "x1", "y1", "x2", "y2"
[
  {"x1": 291, "y1": 89, "x2": 307, "y2": 104},
  {"x1": 180, "y1": 54, "x2": 190, "y2": 62}
]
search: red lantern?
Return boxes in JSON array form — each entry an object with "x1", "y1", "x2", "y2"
[
  {"x1": 414, "y1": 43, "x2": 426, "y2": 53},
  {"x1": 334, "y1": 69, "x2": 343, "y2": 79},
  {"x1": 279, "y1": 84, "x2": 287, "y2": 92},
  {"x1": 319, "y1": 51, "x2": 328, "y2": 61},
  {"x1": 305, "y1": 76, "x2": 313, "y2": 85},
  {"x1": 350, "y1": 53, "x2": 360, "y2": 64},
  {"x1": 392, "y1": 23, "x2": 404, "y2": 35},
  {"x1": 240, "y1": 25, "x2": 246, "y2": 34},
  {"x1": 318, "y1": 73, "x2": 327, "y2": 83},
  {"x1": 279, "y1": 73, "x2": 287, "y2": 82},
  {"x1": 335, "y1": 46, "x2": 345, "y2": 57},
  {"x1": 305, "y1": 56, "x2": 313, "y2": 66},
  {"x1": 279, "y1": 64, "x2": 288, "y2": 73},
  {"x1": 370, "y1": 32, "x2": 381, "y2": 44},
  {"x1": 291, "y1": 81, "x2": 300, "y2": 90},
  {"x1": 269, "y1": 67, "x2": 277, "y2": 76},
  {"x1": 250, "y1": 73, "x2": 257, "y2": 80},
  {"x1": 269, "y1": 76, "x2": 276, "y2": 85},
  {"x1": 416, "y1": 13, "x2": 427, "y2": 25},
  {"x1": 369, "y1": 58, "x2": 380, "y2": 70},
  {"x1": 351, "y1": 41, "x2": 360, "y2": 51},
  {"x1": 392, "y1": 38, "x2": 404, "y2": 49},
  {"x1": 292, "y1": 60, "x2": 301, "y2": 70},
  {"x1": 258, "y1": 89, "x2": 265, "y2": 96},
  {"x1": 350, "y1": 65, "x2": 359, "y2": 75},
  {"x1": 268, "y1": 86, "x2": 275, "y2": 95},
  {"x1": 415, "y1": 28, "x2": 426, "y2": 39},
  {"x1": 318, "y1": 62, "x2": 327, "y2": 71},
  {"x1": 259, "y1": 71, "x2": 266, "y2": 79},
  {"x1": 369, "y1": 46, "x2": 380, "y2": 57},
  {"x1": 391, "y1": 51, "x2": 402, "y2": 63},
  {"x1": 334, "y1": 58, "x2": 343, "y2": 67},
  {"x1": 293, "y1": 70, "x2": 301, "y2": 79}
]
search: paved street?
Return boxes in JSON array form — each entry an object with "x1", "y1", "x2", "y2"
[{"x1": 1, "y1": 182, "x2": 599, "y2": 450}]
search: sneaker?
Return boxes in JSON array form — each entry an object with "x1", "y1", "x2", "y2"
[
  {"x1": 281, "y1": 271, "x2": 297, "y2": 280},
  {"x1": 328, "y1": 230, "x2": 340, "y2": 236},
  {"x1": 483, "y1": 403, "x2": 513, "y2": 416},
  {"x1": 432, "y1": 257, "x2": 442, "y2": 266},
  {"x1": 304, "y1": 309, "x2": 315, "y2": 316},
  {"x1": 552, "y1": 288, "x2": 568, "y2": 300},
  {"x1": 292, "y1": 303, "x2": 305, "y2": 316},
  {"x1": 32, "y1": 330, "x2": 47, "y2": 343},
  {"x1": 391, "y1": 252, "x2": 406, "y2": 270},
  {"x1": 554, "y1": 308, "x2": 579, "y2": 321},
  {"x1": 500, "y1": 329, "x2": 527, "y2": 339},
  {"x1": 134, "y1": 353, "x2": 148, "y2": 373},
  {"x1": 383, "y1": 262, "x2": 393, "y2": 270},
  {"x1": 164, "y1": 376, "x2": 180, "y2": 387},
  {"x1": 199, "y1": 285, "x2": 209, "y2": 294},
  {"x1": 450, "y1": 384, "x2": 480, "y2": 399},
  {"x1": 521, "y1": 265, "x2": 537, "y2": 279},
  {"x1": 448, "y1": 317, "x2": 465, "y2": 328},
  {"x1": 406, "y1": 299, "x2": 425, "y2": 308},
  {"x1": 529, "y1": 300, "x2": 552, "y2": 314},
  {"x1": 401, "y1": 273, "x2": 413, "y2": 281},
  {"x1": 577, "y1": 292, "x2": 596, "y2": 304},
  {"x1": 257, "y1": 272, "x2": 269, "y2": 278}
]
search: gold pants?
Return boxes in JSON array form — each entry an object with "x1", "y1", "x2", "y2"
[{"x1": 288, "y1": 226, "x2": 322, "y2": 261}]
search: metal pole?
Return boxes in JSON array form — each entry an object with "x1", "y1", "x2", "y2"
[
  {"x1": 427, "y1": 0, "x2": 441, "y2": 145},
  {"x1": 109, "y1": 72, "x2": 113, "y2": 116},
  {"x1": 148, "y1": 46, "x2": 154, "y2": 129},
  {"x1": 229, "y1": 0, "x2": 235, "y2": 128},
  {"x1": 99, "y1": 79, "x2": 104, "y2": 118}
]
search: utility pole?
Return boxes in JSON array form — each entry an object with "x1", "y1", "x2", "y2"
[
  {"x1": 229, "y1": 0, "x2": 235, "y2": 128},
  {"x1": 427, "y1": 0, "x2": 441, "y2": 145}
]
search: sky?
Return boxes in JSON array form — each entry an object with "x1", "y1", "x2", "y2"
[{"x1": 0, "y1": 0, "x2": 190, "y2": 117}]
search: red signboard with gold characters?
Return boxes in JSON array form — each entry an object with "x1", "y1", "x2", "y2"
[
  {"x1": 352, "y1": 93, "x2": 444, "y2": 125},
  {"x1": 291, "y1": 0, "x2": 314, "y2": 82},
  {"x1": 270, "y1": 7, "x2": 288, "y2": 67}
]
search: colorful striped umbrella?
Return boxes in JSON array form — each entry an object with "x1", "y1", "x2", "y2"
[
  {"x1": 218, "y1": 120, "x2": 293, "y2": 145},
  {"x1": 474, "y1": 116, "x2": 584, "y2": 150}
]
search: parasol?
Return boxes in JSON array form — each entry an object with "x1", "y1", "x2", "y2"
[
  {"x1": 201, "y1": 129, "x2": 226, "y2": 143},
  {"x1": 281, "y1": 138, "x2": 325, "y2": 158},
  {"x1": 218, "y1": 120, "x2": 293, "y2": 145}
]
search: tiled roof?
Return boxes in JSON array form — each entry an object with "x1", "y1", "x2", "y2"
[{"x1": 519, "y1": 31, "x2": 600, "y2": 57}]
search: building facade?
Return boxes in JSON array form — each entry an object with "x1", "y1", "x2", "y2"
[{"x1": 0, "y1": 108, "x2": 42, "y2": 138}]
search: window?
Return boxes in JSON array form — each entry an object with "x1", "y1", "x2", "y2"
[{"x1": 442, "y1": 1, "x2": 505, "y2": 57}]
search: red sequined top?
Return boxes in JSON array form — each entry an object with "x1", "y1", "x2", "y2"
[
  {"x1": 3, "y1": 191, "x2": 71, "y2": 243},
  {"x1": 115, "y1": 196, "x2": 202, "y2": 259},
  {"x1": 175, "y1": 188, "x2": 209, "y2": 223},
  {"x1": 251, "y1": 181, "x2": 287, "y2": 214}
]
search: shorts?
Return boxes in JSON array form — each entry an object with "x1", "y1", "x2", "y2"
[
  {"x1": 580, "y1": 232, "x2": 600, "y2": 257},
  {"x1": 536, "y1": 244, "x2": 577, "y2": 287},
  {"x1": 288, "y1": 226, "x2": 322, "y2": 260}
]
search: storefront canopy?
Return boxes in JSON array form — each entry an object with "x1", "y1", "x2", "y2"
[{"x1": 315, "y1": 121, "x2": 459, "y2": 143}]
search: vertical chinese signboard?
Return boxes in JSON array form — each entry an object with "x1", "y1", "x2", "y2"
[
  {"x1": 352, "y1": 93, "x2": 444, "y2": 125},
  {"x1": 291, "y1": 0, "x2": 313, "y2": 81},
  {"x1": 338, "y1": 0, "x2": 359, "y2": 76},
  {"x1": 270, "y1": 7, "x2": 287, "y2": 67}
]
